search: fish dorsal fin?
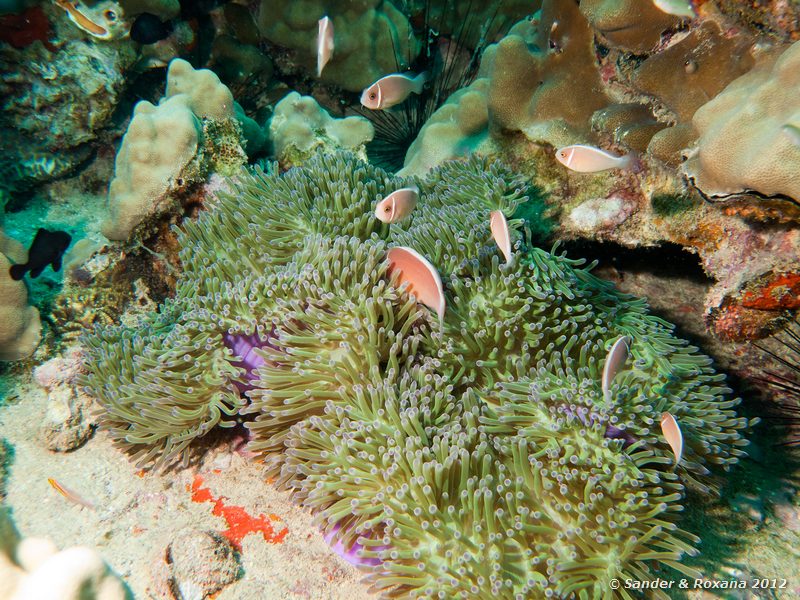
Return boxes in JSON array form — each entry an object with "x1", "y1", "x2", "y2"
[
  {"x1": 601, "y1": 335, "x2": 630, "y2": 402},
  {"x1": 660, "y1": 411, "x2": 683, "y2": 466},
  {"x1": 386, "y1": 246, "x2": 445, "y2": 322}
]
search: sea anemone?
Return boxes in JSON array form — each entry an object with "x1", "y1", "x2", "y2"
[{"x1": 82, "y1": 151, "x2": 752, "y2": 598}]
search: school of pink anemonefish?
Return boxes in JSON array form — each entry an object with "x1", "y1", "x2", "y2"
[{"x1": 373, "y1": 186, "x2": 683, "y2": 468}]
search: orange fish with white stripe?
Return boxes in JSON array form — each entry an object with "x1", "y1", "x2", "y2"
[{"x1": 53, "y1": 0, "x2": 129, "y2": 40}]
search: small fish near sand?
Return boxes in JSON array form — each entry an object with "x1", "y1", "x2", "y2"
[
  {"x1": 555, "y1": 144, "x2": 634, "y2": 173},
  {"x1": 360, "y1": 72, "x2": 427, "y2": 110},
  {"x1": 375, "y1": 187, "x2": 418, "y2": 223},
  {"x1": 9, "y1": 228, "x2": 71, "y2": 281},
  {"x1": 651, "y1": 0, "x2": 696, "y2": 18},
  {"x1": 130, "y1": 12, "x2": 173, "y2": 45},
  {"x1": 48, "y1": 477, "x2": 96, "y2": 510},
  {"x1": 317, "y1": 15, "x2": 334, "y2": 77}
]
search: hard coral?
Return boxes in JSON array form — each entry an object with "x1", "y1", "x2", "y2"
[
  {"x1": 579, "y1": 0, "x2": 680, "y2": 53},
  {"x1": 683, "y1": 40, "x2": 800, "y2": 204},
  {"x1": 83, "y1": 151, "x2": 751, "y2": 598},
  {"x1": 256, "y1": 0, "x2": 418, "y2": 92},
  {"x1": 269, "y1": 92, "x2": 374, "y2": 167},
  {"x1": 0, "y1": 253, "x2": 41, "y2": 362},
  {"x1": 481, "y1": 1, "x2": 610, "y2": 147},
  {"x1": 102, "y1": 59, "x2": 258, "y2": 241}
]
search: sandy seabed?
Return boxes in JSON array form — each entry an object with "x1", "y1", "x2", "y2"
[{"x1": 0, "y1": 377, "x2": 373, "y2": 599}]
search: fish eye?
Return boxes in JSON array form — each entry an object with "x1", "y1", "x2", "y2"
[
  {"x1": 370, "y1": 93, "x2": 376, "y2": 100},
  {"x1": 384, "y1": 206, "x2": 391, "y2": 212},
  {"x1": 559, "y1": 151, "x2": 566, "y2": 157},
  {"x1": 104, "y1": 9, "x2": 117, "y2": 21}
]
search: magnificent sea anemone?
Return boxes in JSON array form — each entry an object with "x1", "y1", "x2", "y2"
[{"x1": 82, "y1": 151, "x2": 752, "y2": 598}]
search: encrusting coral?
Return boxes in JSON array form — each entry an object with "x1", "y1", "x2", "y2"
[{"x1": 82, "y1": 150, "x2": 753, "y2": 597}]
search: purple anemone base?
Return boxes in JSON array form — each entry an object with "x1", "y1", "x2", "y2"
[
  {"x1": 223, "y1": 331, "x2": 270, "y2": 394},
  {"x1": 323, "y1": 524, "x2": 387, "y2": 568}
]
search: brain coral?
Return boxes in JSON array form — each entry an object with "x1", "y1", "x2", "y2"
[{"x1": 82, "y1": 152, "x2": 751, "y2": 598}]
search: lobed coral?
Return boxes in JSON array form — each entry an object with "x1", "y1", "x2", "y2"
[
  {"x1": 682, "y1": 40, "x2": 800, "y2": 204},
  {"x1": 269, "y1": 92, "x2": 374, "y2": 166},
  {"x1": 0, "y1": 236, "x2": 41, "y2": 362},
  {"x1": 102, "y1": 59, "x2": 263, "y2": 241},
  {"x1": 256, "y1": 0, "x2": 418, "y2": 92},
  {"x1": 83, "y1": 151, "x2": 751, "y2": 597}
]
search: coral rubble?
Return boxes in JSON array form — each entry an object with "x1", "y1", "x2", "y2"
[{"x1": 83, "y1": 151, "x2": 751, "y2": 597}]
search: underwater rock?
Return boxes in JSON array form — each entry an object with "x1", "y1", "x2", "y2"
[
  {"x1": 269, "y1": 92, "x2": 373, "y2": 166},
  {"x1": 567, "y1": 195, "x2": 637, "y2": 235},
  {"x1": 38, "y1": 385, "x2": 95, "y2": 452},
  {"x1": 82, "y1": 151, "x2": 753, "y2": 597},
  {"x1": 683, "y1": 40, "x2": 800, "y2": 206},
  {"x1": 34, "y1": 348, "x2": 95, "y2": 451},
  {"x1": 0, "y1": 252, "x2": 41, "y2": 362},
  {"x1": 160, "y1": 529, "x2": 240, "y2": 598}
]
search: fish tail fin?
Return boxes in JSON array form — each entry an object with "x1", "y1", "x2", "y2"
[
  {"x1": 8, "y1": 264, "x2": 26, "y2": 281},
  {"x1": 413, "y1": 72, "x2": 428, "y2": 94},
  {"x1": 620, "y1": 153, "x2": 637, "y2": 171}
]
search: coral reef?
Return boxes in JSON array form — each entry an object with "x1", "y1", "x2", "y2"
[
  {"x1": 269, "y1": 92, "x2": 374, "y2": 166},
  {"x1": 0, "y1": 3, "x2": 137, "y2": 193},
  {"x1": 400, "y1": 1, "x2": 800, "y2": 340},
  {"x1": 579, "y1": 0, "x2": 680, "y2": 53},
  {"x1": 683, "y1": 40, "x2": 800, "y2": 203},
  {"x1": 399, "y1": 79, "x2": 491, "y2": 176},
  {"x1": 482, "y1": 1, "x2": 609, "y2": 147},
  {"x1": 82, "y1": 151, "x2": 751, "y2": 597},
  {"x1": 101, "y1": 95, "x2": 201, "y2": 242}
]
